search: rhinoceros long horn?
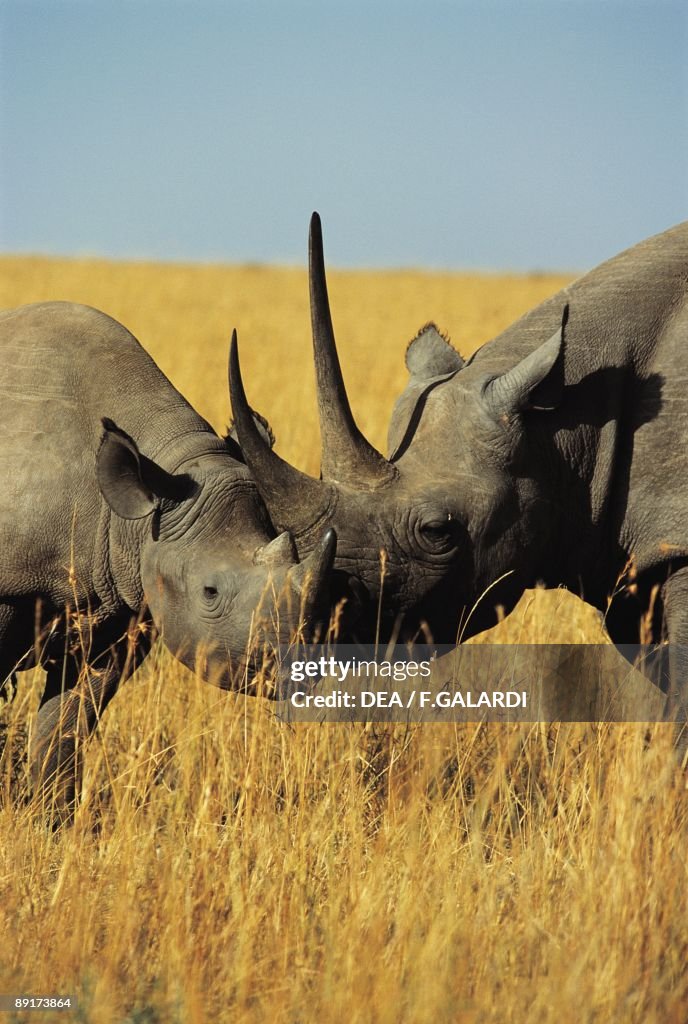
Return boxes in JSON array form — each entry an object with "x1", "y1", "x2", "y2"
[
  {"x1": 309, "y1": 212, "x2": 396, "y2": 486},
  {"x1": 229, "y1": 330, "x2": 330, "y2": 535}
]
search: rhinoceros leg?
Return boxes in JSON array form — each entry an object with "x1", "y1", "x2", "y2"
[
  {"x1": 30, "y1": 613, "x2": 152, "y2": 823},
  {"x1": 657, "y1": 568, "x2": 688, "y2": 762},
  {"x1": 0, "y1": 602, "x2": 36, "y2": 706}
]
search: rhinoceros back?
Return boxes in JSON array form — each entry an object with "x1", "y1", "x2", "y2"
[
  {"x1": 471, "y1": 222, "x2": 688, "y2": 575},
  {"x1": 473, "y1": 221, "x2": 688, "y2": 380},
  {"x1": 0, "y1": 301, "x2": 210, "y2": 604}
]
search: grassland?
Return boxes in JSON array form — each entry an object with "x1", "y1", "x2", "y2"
[{"x1": 0, "y1": 255, "x2": 686, "y2": 1023}]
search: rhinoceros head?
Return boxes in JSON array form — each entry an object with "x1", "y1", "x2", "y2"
[
  {"x1": 230, "y1": 214, "x2": 566, "y2": 643},
  {"x1": 96, "y1": 418, "x2": 336, "y2": 690}
]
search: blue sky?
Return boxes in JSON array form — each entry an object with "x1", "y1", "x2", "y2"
[{"x1": 1, "y1": 1, "x2": 686, "y2": 270}]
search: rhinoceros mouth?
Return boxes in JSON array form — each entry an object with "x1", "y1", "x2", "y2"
[{"x1": 325, "y1": 569, "x2": 369, "y2": 636}]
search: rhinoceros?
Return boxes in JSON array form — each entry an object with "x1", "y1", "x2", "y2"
[
  {"x1": 0, "y1": 301, "x2": 335, "y2": 814},
  {"x1": 230, "y1": 215, "x2": 688, "y2": 706}
]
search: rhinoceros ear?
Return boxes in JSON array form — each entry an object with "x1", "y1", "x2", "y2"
[
  {"x1": 387, "y1": 325, "x2": 463, "y2": 460},
  {"x1": 97, "y1": 418, "x2": 193, "y2": 520},
  {"x1": 405, "y1": 323, "x2": 465, "y2": 380},
  {"x1": 483, "y1": 304, "x2": 568, "y2": 416}
]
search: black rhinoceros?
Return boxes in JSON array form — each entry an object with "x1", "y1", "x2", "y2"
[
  {"x1": 0, "y1": 301, "x2": 335, "y2": 814},
  {"x1": 231, "y1": 215, "x2": 688, "y2": 716}
]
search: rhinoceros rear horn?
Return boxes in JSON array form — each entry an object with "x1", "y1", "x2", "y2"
[
  {"x1": 228, "y1": 330, "x2": 330, "y2": 534},
  {"x1": 483, "y1": 303, "x2": 568, "y2": 416},
  {"x1": 309, "y1": 213, "x2": 396, "y2": 487},
  {"x1": 254, "y1": 531, "x2": 298, "y2": 568}
]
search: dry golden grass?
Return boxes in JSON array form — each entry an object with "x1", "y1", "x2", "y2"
[{"x1": 0, "y1": 255, "x2": 686, "y2": 1023}]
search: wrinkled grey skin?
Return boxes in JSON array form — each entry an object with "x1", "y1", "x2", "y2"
[
  {"x1": 232, "y1": 216, "x2": 688, "y2": 687},
  {"x1": 0, "y1": 302, "x2": 335, "y2": 816}
]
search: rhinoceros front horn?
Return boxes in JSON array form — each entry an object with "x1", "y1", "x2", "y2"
[
  {"x1": 290, "y1": 526, "x2": 337, "y2": 614},
  {"x1": 309, "y1": 212, "x2": 396, "y2": 487},
  {"x1": 229, "y1": 330, "x2": 331, "y2": 535}
]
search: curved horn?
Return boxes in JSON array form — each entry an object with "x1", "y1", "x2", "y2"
[
  {"x1": 229, "y1": 330, "x2": 330, "y2": 535},
  {"x1": 309, "y1": 212, "x2": 396, "y2": 486},
  {"x1": 291, "y1": 527, "x2": 337, "y2": 592},
  {"x1": 290, "y1": 527, "x2": 337, "y2": 620}
]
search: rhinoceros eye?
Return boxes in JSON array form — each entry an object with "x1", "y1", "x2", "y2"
[
  {"x1": 203, "y1": 583, "x2": 220, "y2": 603},
  {"x1": 421, "y1": 520, "x2": 449, "y2": 538},
  {"x1": 415, "y1": 512, "x2": 457, "y2": 555}
]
